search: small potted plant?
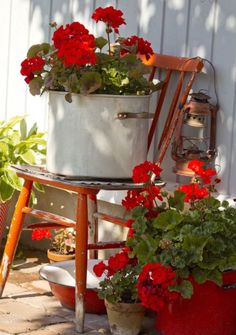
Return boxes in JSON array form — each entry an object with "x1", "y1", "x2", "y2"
[
  {"x1": 32, "y1": 227, "x2": 76, "y2": 262},
  {"x1": 122, "y1": 160, "x2": 236, "y2": 335},
  {"x1": 93, "y1": 249, "x2": 145, "y2": 335},
  {"x1": 0, "y1": 116, "x2": 46, "y2": 245}
]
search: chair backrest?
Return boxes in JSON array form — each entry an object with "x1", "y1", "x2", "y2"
[{"x1": 142, "y1": 53, "x2": 204, "y2": 165}]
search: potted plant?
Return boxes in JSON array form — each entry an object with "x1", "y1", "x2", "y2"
[
  {"x1": 122, "y1": 160, "x2": 236, "y2": 335},
  {"x1": 20, "y1": 6, "x2": 162, "y2": 179},
  {"x1": 93, "y1": 248, "x2": 145, "y2": 335},
  {"x1": 32, "y1": 227, "x2": 76, "y2": 262},
  {"x1": 0, "y1": 116, "x2": 46, "y2": 245}
]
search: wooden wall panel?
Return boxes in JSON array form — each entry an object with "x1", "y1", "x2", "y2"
[
  {"x1": 211, "y1": 0, "x2": 236, "y2": 196},
  {"x1": 0, "y1": 2, "x2": 12, "y2": 120},
  {"x1": 25, "y1": 0, "x2": 52, "y2": 130},
  {"x1": 4, "y1": 0, "x2": 31, "y2": 120}
]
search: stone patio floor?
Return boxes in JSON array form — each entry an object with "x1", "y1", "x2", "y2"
[{"x1": 0, "y1": 250, "x2": 156, "y2": 335}]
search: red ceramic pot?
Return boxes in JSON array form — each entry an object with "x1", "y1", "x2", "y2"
[
  {"x1": 49, "y1": 281, "x2": 106, "y2": 313},
  {"x1": 156, "y1": 271, "x2": 236, "y2": 335}
]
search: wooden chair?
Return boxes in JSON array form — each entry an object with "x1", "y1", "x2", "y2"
[
  {"x1": 143, "y1": 53, "x2": 204, "y2": 165},
  {"x1": 0, "y1": 53, "x2": 204, "y2": 333}
]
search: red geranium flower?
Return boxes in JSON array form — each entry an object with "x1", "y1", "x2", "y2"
[
  {"x1": 31, "y1": 229, "x2": 51, "y2": 241},
  {"x1": 92, "y1": 6, "x2": 126, "y2": 33},
  {"x1": 93, "y1": 249, "x2": 135, "y2": 278},
  {"x1": 178, "y1": 183, "x2": 209, "y2": 202},
  {"x1": 137, "y1": 263, "x2": 179, "y2": 312},
  {"x1": 188, "y1": 160, "x2": 216, "y2": 184},
  {"x1": 187, "y1": 159, "x2": 204, "y2": 174},
  {"x1": 122, "y1": 185, "x2": 162, "y2": 211},
  {"x1": 52, "y1": 22, "x2": 96, "y2": 67},
  {"x1": 20, "y1": 56, "x2": 45, "y2": 84},
  {"x1": 93, "y1": 261, "x2": 107, "y2": 277},
  {"x1": 132, "y1": 161, "x2": 162, "y2": 183},
  {"x1": 20, "y1": 56, "x2": 45, "y2": 76},
  {"x1": 120, "y1": 35, "x2": 154, "y2": 60}
]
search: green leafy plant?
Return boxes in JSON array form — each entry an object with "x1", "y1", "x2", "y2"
[
  {"x1": 0, "y1": 116, "x2": 46, "y2": 202},
  {"x1": 123, "y1": 160, "x2": 236, "y2": 302},
  {"x1": 93, "y1": 249, "x2": 140, "y2": 304},
  {"x1": 20, "y1": 6, "x2": 162, "y2": 102}
]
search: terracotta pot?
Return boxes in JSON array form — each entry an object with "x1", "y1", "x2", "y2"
[
  {"x1": 47, "y1": 249, "x2": 75, "y2": 263},
  {"x1": 156, "y1": 271, "x2": 236, "y2": 335},
  {"x1": 0, "y1": 201, "x2": 10, "y2": 247},
  {"x1": 105, "y1": 300, "x2": 145, "y2": 335}
]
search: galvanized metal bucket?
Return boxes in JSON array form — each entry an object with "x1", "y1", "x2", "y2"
[{"x1": 47, "y1": 92, "x2": 151, "y2": 178}]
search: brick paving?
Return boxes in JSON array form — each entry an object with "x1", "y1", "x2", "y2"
[{"x1": 0, "y1": 251, "x2": 156, "y2": 335}]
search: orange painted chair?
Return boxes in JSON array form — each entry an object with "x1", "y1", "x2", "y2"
[{"x1": 0, "y1": 53, "x2": 204, "y2": 333}]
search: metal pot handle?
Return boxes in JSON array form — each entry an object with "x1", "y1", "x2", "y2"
[
  {"x1": 223, "y1": 283, "x2": 236, "y2": 290},
  {"x1": 116, "y1": 112, "x2": 154, "y2": 120}
]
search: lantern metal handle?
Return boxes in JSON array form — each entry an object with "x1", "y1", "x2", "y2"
[{"x1": 116, "y1": 112, "x2": 154, "y2": 120}]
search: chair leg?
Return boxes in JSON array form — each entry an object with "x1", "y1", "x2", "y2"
[
  {"x1": 0, "y1": 180, "x2": 33, "y2": 296},
  {"x1": 87, "y1": 194, "x2": 99, "y2": 259},
  {"x1": 75, "y1": 192, "x2": 88, "y2": 333}
]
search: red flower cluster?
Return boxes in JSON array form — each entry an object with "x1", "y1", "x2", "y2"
[
  {"x1": 31, "y1": 229, "x2": 51, "y2": 240},
  {"x1": 52, "y1": 22, "x2": 96, "y2": 67},
  {"x1": 121, "y1": 35, "x2": 154, "y2": 60},
  {"x1": 137, "y1": 263, "x2": 179, "y2": 312},
  {"x1": 122, "y1": 161, "x2": 163, "y2": 211},
  {"x1": 122, "y1": 186, "x2": 163, "y2": 211},
  {"x1": 132, "y1": 161, "x2": 162, "y2": 183},
  {"x1": 188, "y1": 160, "x2": 216, "y2": 184},
  {"x1": 20, "y1": 56, "x2": 45, "y2": 83},
  {"x1": 178, "y1": 183, "x2": 209, "y2": 203},
  {"x1": 176, "y1": 160, "x2": 217, "y2": 203},
  {"x1": 92, "y1": 6, "x2": 126, "y2": 33},
  {"x1": 93, "y1": 249, "x2": 135, "y2": 277}
]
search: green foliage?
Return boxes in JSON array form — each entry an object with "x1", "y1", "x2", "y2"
[
  {"x1": 51, "y1": 228, "x2": 76, "y2": 255},
  {"x1": 97, "y1": 264, "x2": 140, "y2": 304},
  {"x1": 24, "y1": 38, "x2": 162, "y2": 98},
  {"x1": 127, "y1": 191, "x2": 236, "y2": 299},
  {"x1": 0, "y1": 116, "x2": 46, "y2": 202}
]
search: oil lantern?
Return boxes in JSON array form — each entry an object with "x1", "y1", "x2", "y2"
[{"x1": 171, "y1": 92, "x2": 218, "y2": 176}]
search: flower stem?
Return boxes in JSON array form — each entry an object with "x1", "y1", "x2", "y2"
[{"x1": 106, "y1": 26, "x2": 111, "y2": 55}]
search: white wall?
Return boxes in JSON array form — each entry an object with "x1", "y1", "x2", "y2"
[{"x1": 1, "y1": 0, "x2": 236, "y2": 197}]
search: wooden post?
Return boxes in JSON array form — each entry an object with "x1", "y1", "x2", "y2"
[{"x1": 75, "y1": 192, "x2": 88, "y2": 333}]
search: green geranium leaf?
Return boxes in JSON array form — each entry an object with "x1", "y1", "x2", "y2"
[
  {"x1": 29, "y1": 77, "x2": 43, "y2": 96},
  {"x1": 168, "y1": 190, "x2": 185, "y2": 211},
  {"x1": 222, "y1": 200, "x2": 229, "y2": 208},
  {"x1": 192, "y1": 267, "x2": 208, "y2": 284},
  {"x1": 27, "y1": 43, "x2": 50, "y2": 58},
  {"x1": 95, "y1": 37, "x2": 108, "y2": 50},
  {"x1": 79, "y1": 72, "x2": 102, "y2": 94},
  {"x1": 170, "y1": 280, "x2": 193, "y2": 299},
  {"x1": 154, "y1": 209, "x2": 183, "y2": 230},
  {"x1": 65, "y1": 93, "x2": 72, "y2": 103},
  {"x1": 208, "y1": 269, "x2": 222, "y2": 286}
]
